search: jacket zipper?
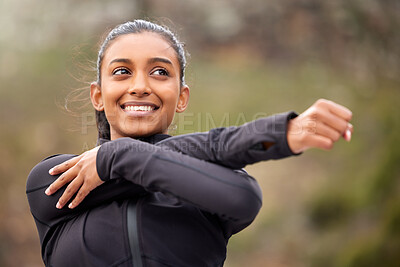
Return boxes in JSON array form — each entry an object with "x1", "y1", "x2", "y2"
[{"x1": 127, "y1": 198, "x2": 143, "y2": 267}]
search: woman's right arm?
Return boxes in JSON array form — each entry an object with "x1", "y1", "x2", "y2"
[
  {"x1": 41, "y1": 111, "x2": 297, "y2": 215},
  {"x1": 159, "y1": 99, "x2": 353, "y2": 167},
  {"x1": 158, "y1": 111, "x2": 299, "y2": 168},
  {"x1": 37, "y1": 100, "x2": 352, "y2": 225}
]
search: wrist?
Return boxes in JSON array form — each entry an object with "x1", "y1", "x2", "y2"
[{"x1": 286, "y1": 117, "x2": 304, "y2": 154}]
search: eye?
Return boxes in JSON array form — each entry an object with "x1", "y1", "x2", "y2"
[
  {"x1": 151, "y1": 68, "x2": 169, "y2": 76},
  {"x1": 112, "y1": 67, "x2": 131, "y2": 75}
]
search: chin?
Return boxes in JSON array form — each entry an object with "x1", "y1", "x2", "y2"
[
  {"x1": 111, "y1": 119, "x2": 169, "y2": 139},
  {"x1": 121, "y1": 126, "x2": 163, "y2": 139}
]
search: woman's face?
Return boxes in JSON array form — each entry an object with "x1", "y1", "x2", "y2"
[{"x1": 91, "y1": 32, "x2": 189, "y2": 139}]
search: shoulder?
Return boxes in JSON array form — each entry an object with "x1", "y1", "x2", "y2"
[{"x1": 26, "y1": 154, "x2": 76, "y2": 193}]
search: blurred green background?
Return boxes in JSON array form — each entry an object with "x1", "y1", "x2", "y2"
[{"x1": 1, "y1": 0, "x2": 399, "y2": 266}]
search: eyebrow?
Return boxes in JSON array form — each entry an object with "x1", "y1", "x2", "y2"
[
  {"x1": 108, "y1": 58, "x2": 132, "y2": 66},
  {"x1": 147, "y1": 57, "x2": 173, "y2": 66},
  {"x1": 108, "y1": 57, "x2": 173, "y2": 67}
]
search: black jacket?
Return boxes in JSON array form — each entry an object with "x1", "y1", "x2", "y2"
[{"x1": 26, "y1": 112, "x2": 298, "y2": 267}]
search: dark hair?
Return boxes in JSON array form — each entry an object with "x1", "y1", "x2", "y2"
[{"x1": 95, "y1": 20, "x2": 187, "y2": 140}]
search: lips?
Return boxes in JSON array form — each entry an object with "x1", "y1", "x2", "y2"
[
  {"x1": 124, "y1": 105, "x2": 154, "y2": 111},
  {"x1": 121, "y1": 102, "x2": 159, "y2": 110},
  {"x1": 120, "y1": 101, "x2": 160, "y2": 114}
]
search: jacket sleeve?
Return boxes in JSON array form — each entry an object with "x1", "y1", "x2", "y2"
[
  {"x1": 97, "y1": 138, "x2": 263, "y2": 234},
  {"x1": 26, "y1": 154, "x2": 147, "y2": 227},
  {"x1": 26, "y1": 112, "x2": 295, "y2": 229},
  {"x1": 157, "y1": 111, "x2": 299, "y2": 168}
]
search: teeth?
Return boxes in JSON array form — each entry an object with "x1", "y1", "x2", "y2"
[{"x1": 124, "y1": 105, "x2": 154, "y2": 111}]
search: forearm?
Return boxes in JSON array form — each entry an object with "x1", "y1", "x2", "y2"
[
  {"x1": 97, "y1": 138, "x2": 262, "y2": 225},
  {"x1": 158, "y1": 111, "x2": 299, "y2": 169}
]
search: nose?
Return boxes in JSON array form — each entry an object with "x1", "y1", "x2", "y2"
[{"x1": 128, "y1": 72, "x2": 151, "y2": 96}]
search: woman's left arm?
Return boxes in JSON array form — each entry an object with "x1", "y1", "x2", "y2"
[
  {"x1": 27, "y1": 153, "x2": 147, "y2": 226},
  {"x1": 46, "y1": 138, "x2": 263, "y2": 234}
]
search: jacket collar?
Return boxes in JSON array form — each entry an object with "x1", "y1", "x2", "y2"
[{"x1": 98, "y1": 134, "x2": 171, "y2": 145}]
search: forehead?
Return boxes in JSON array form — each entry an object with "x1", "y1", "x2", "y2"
[{"x1": 102, "y1": 32, "x2": 178, "y2": 65}]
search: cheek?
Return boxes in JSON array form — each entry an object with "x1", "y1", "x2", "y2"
[
  {"x1": 163, "y1": 90, "x2": 180, "y2": 111},
  {"x1": 163, "y1": 81, "x2": 181, "y2": 102},
  {"x1": 101, "y1": 87, "x2": 122, "y2": 117},
  {"x1": 102, "y1": 81, "x2": 120, "y2": 100}
]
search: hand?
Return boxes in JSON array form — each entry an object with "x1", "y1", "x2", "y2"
[
  {"x1": 45, "y1": 146, "x2": 104, "y2": 209},
  {"x1": 287, "y1": 99, "x2": 353, "y2": 154}
]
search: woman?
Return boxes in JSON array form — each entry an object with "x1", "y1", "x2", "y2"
[{"x1": 26, "y1": 20, "x2": 353, "y2": 267}]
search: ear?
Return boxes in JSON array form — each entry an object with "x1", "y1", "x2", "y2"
[
  {"x1": 90, "y1": 82, "x2": 104, "y2": 111},
  {"x1": 176, "y1": 85, "x2": 190, "y2": 113}
]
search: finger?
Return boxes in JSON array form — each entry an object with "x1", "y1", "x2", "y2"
[
  {"x1": 317, "y1": 99, "x2": 352, "y2": 121},
  {"x1": 49, "y1": 155, "x2": 82, "y2": 175},
  {"x1": 304, "y1": 134, "x2": 334, "y2": 151},
  {"x1": 45, "y1": 167, "x2": 79, "y2": 195},
  {"x1": 317, "y1": 108, "x2": 349, "y2": 134},
  {"x1": 68, "y1": 185, "x2": 91, "y2": 209},
  {"x1": 56, "y1": 176, "x2": 84, "y2": 209},
  {"x1": 342, "y1": 123, "x2": 353, "y2": 142},
  {"x1": 316, "y1": 122, "x2": 342, "y2": 143}
]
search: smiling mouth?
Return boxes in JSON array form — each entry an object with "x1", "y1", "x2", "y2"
[{"x1": 120, "y1": 102, "x2": 160, "y2": 112}]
